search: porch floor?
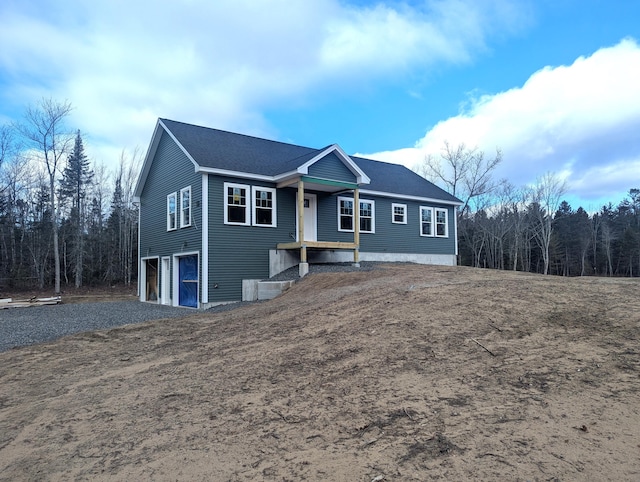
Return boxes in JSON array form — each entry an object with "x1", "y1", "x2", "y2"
[{"x1": 276, "y1": 240, "x2": 357, "y2": 250}]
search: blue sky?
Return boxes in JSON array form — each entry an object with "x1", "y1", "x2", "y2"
[{"x1": 1, "y1": 0, "x2": 639, "y2": 210}]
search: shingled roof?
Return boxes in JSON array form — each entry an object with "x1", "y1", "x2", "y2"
[{"x1": 138, "y1": 118, "x2": 461, "y2": 205}]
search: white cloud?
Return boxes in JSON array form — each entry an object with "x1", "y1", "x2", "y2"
[
  {"x1": 0, "y1": 0, "x2": 529, "y2": 166},
  {"x1": 365, "y1": 38, "x2": 640, "y2": 205}
]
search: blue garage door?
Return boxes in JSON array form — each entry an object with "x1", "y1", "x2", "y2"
[{"x1": 179, "y1": 255, "x2": 198, "y2": 308}]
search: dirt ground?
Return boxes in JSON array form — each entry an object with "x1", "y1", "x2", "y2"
[{"x1": 1, "y1": 265, "x2": 639, "y2": 481}]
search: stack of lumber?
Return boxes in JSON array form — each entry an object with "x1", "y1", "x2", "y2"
[{"x1": 0, "y1": 296, "x2": 62, "y2": 309}]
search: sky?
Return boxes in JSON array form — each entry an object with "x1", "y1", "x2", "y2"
[{"x1": 1, "y1": 0, "x2": 639, "y2": 210}]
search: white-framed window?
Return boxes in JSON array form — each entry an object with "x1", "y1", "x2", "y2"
[
  {"x1": 392, "y1": 203, "x2": 407, "y2": 224},
  {"x1": 252, "y1": 186, "x2": 277, "y2": 227},
  {"x1": 224, "y1": 182, "x2": 250, "y2": 225},
  {"x1": 360, "y1": 200, "x2": 374, "y2": 233},
  {"x1": 338, "y1": 197, "x2": 354, "y2": 231},
  {"x1": 167, "y1": 192, "x2": 177, "y2": 231},
  {"x1": 180, "y1": 186, "x2": 191, "y2": 228},
  {"x1": 420, "y1": 206, "x2": 433, "y2": 237},
  {"x1": 435, "y1": 208, "x2": 448, "y2": 237},
  {"x1": 338, "y1": 196, "x2": 375, "y2": 233},
  {"x1": 420, "y1": 206, "x2": 449, "y2": 237}
]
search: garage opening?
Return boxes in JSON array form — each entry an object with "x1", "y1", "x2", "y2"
[
  {"x1": 178, "y1": 255, "x2": 198, "y2": 308},
  {"x1": 144, "y1": 258, "x2": 159, "y2": 302}
]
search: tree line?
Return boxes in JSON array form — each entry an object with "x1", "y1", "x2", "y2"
[
  {"x1": 2, "y1": 99, "x2": 637, "y2": 292},
  {"x1": 0, "y1": 98, "x2": 139, "y2": 292},
  {"x1": 421, "y1": 143, "x2": 640, "y2": 277}
]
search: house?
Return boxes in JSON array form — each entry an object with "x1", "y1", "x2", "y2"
[{"x1": 133, "y1": 119, "x2": 463, "y2": 308}]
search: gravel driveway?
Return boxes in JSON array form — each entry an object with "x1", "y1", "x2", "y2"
[
  {"x1": 1, "y1": 263, "x2": 383, "y2": 353},
  {"x1": 0, "y1": 301, "x2": 193, "y2": 352}
]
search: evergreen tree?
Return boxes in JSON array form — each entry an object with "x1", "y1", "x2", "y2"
[{"x1": 59, "y1": 130, "x2": 93, "y2": 287}]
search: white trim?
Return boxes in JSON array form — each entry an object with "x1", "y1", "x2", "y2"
[
  {"x1": 180, "y1": 186, "x2": 192, "y2": 228},
  {"x1": 134, "y1": 120, "x2": 164, "y2": 200},
  {"x1": 167, "y1": 192, "x2": 177, "y2": 231},
  {"x1": 420, "y1": 206, "x2": 434, "y2": 237},
  {"x1": 201, "y1": 174, "x2": 209, "y2": 304},
  {"x1": 359, "y1": 189, "x2": 463, "y2": 206},
  {"x1": 161, "y1": 256, "x2": 171, "y2": 305},
  {"x1": 251, "y1": 186, "x2": 277, "y2": 228},
  {"x1": 337, "y1": 196, "x2": 375, "y2": 234},
  {"x1": 137, "y1": 203, "x2": 141, "y2": 297},
  {"x1": 134, "y1": 119, "x2": 200, "y2": 200},
  {"x1": 454, "y1": 208, "x2": 459, "y2": 256},
  {"x1": 197, "y1": 147, "x2": 372, "y2": 186},
  {"x1": 158, "y1": 119, "x2": 200, "y2": 171},
  {"x1": 223, "y1": 182, "x2": 251, "y2": 226},
  {"x1": 435, "y1": 208, "x2": 449, "y2": 238},
  {"x1": 391, "y1": 203, "x2": 407, "y2": 224},
  {"x1": 172, "y1": 251, "x2": 200, "y2": 308},
  {"x1": 295, "y1": 144, "x2": 371, "y2": 185},
  {"x1": 140, "y1": 256, "x2": 160, "y2": 303},
  {"x1": 198, "y1": 166, "x2": 275, "y2": 182}
]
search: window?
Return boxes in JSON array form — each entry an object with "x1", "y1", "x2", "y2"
[
  {"x1": 180, "y1": 186, "x2": 191, "y2": 228},
  {"x1": 360, "y1": 200, "x2": 374, "y2": 233},
  {"x1": 224, "y1": 182, "x2": 250, "y2": 225},
  {"x1": 339, "y1": 197, "x2": 354, "y2": 231},
  {"x1": 252, "y1": 186, "x2": 276, "y2": 227},
  {"x1": 435, "y1": 208, "x2": 448, "y2": 237},
  {"x1": 392, "y1": 203, "x2": 407, "y2": 224},
  {"x1": 420, "y1": 206, "x2": 433, "y2": 236},
  {"x1": 167, "y1": 192, "x2": 177, "y2": 231},
  {"x1": 420, "y1": 206, "x2": 449, "y2": 237},
  {"x1": 338, "y1": 196, "x2": 375, "y2": 233}
]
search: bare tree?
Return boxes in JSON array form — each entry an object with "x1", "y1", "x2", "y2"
[
  {"x1": 0, "y1": 125, "x2": 13, "y2": 175},
  {"x1": 419, "y1": 141, "x2": 503, "y2": 215},
  {"x1": 529, "y1": 172, "x2": 567, "y2": 275},
  {"x1": 15, "y1": 98, "x2": 73, "y2": 294}
]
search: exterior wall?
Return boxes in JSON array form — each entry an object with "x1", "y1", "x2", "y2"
[
  {"x1": 138, "y1": 130, "x2": 202, "y2": 305},
  {"x1": 139, "y1": 134, "x2": 458, "y2": 304},
  {"x1": 207, "y1": 177, "x2": 297, "y2": 302},
  {"x1": 315, "y1": 192, "x2": 457, "y2": 255},
  {"x1": 308, "y1": 153, "x2": 357, "y2": 183}
]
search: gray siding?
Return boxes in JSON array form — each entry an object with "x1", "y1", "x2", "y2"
[
  {"x1": 207, "y1": 177, "x2": 296, "y2": 302},
  {"x1": 139, "y1": 131, "x2": 202, "y2": 302},
  {"x1": 316, "y1": 193, "x2": 456, "y2": 255},
  {"x1": 307, "y1": 152, "x2": 357, "y2": 183}
]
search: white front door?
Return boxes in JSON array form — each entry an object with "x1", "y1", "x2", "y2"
[
  {"x1": 303, "y1": 194, "x2": 317, "y2": 241},
  {"x1": 161, "y1": 257, "x2": 170, "y2": 305}
]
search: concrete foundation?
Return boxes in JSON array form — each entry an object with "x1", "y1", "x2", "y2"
[
  {"x1": 242, "y1": 279, "x2": 296, "y2": 301},
  {"x1": 257, "y1": 280, "x2": 295, "y2": 300},
  {"x1": 299, "y1": 262, "x2": 309, "y2": 277},
  {"x1": 242, "y1": 279, "x2": 261, "y2": 302},
  {"x1": 308, "y1": 251, "x2": 457, "y2": 266},
  {"x1": 269, "y1": 249, "x2": 300, "y2": 277}
]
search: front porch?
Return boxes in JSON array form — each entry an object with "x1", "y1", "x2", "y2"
[{"x1": 276, "y1": 177, "x2": 362, "y2": 276}]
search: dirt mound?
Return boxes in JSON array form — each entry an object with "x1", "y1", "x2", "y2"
[{"x1": 1, "y1": 265, "x2": 639, "y2": 480}]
